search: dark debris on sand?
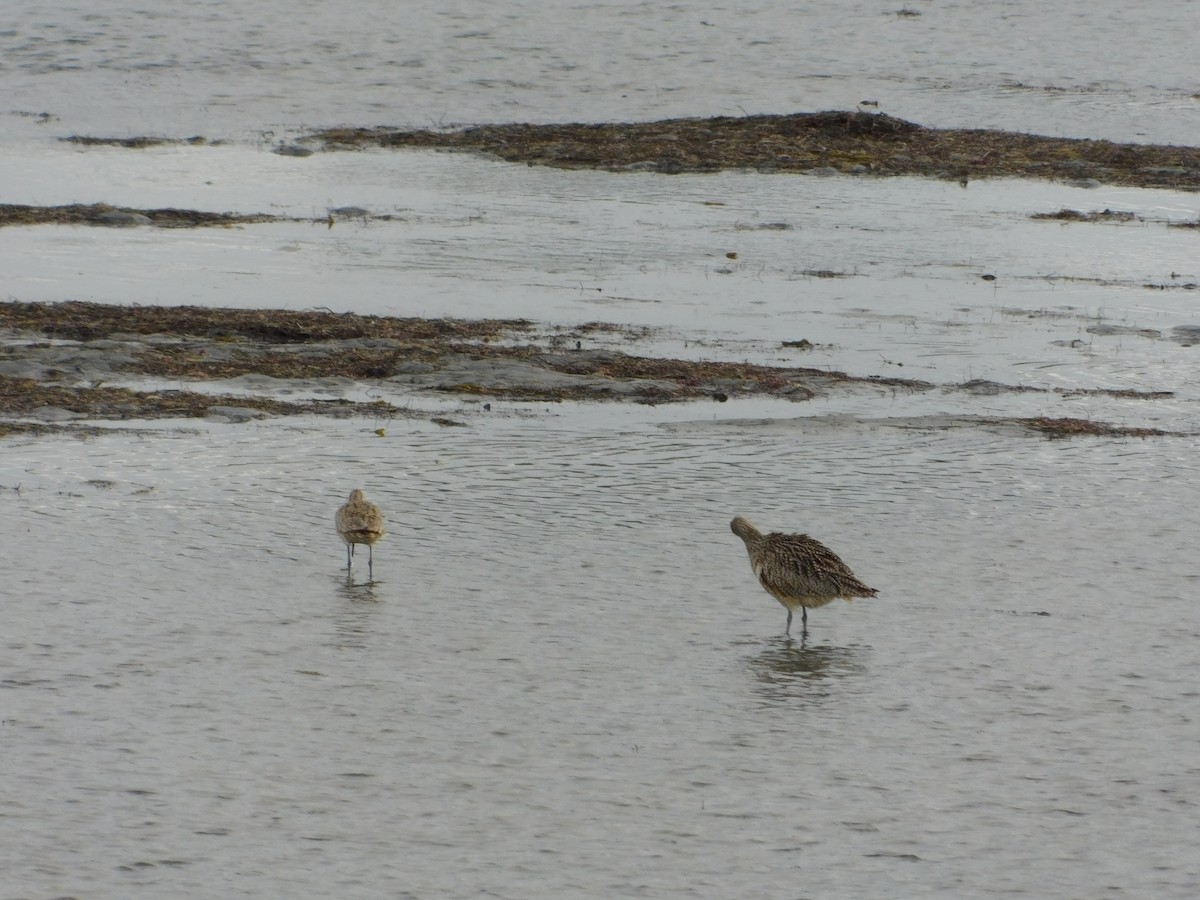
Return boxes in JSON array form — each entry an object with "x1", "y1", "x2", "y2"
[
  {"x1": 60, "y1": 135, "x2": 213, "y2": 149},
  {"x1": 0, "y1": 375, "x2": 393, "y2": 422},
  {"x1": 1020, "y1": 416, "x2": 1169, "y2": 439},
  {"x1": 0, "y1": 301, "x2": 917, "y2": 406},
  {"x1": 35, "y1": 112, "x2": 1200, "y2": 238},
  {"x1": 0, "y1": 301, "x2": 1183, "y2": 439},
  {"x1": 0, "y1": 203, "x2": 281, "y2": 229},
  {"x1": 0, "y1": 300, "x2": 533, "y2": 343},
  {"x1": 306, "y1": 111, "x2": 1200, "y2": 191}
]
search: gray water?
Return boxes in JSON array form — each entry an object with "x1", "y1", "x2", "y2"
[
  {"x1": 3, "y1": 0, "x2": 1199, "y2": 144},
  {"x1": 4, "y1": 413, "x2": 1199, "y2": 898},
  {"x1": 3, "y1": 1, "x2": 1200, "y2": 897}
]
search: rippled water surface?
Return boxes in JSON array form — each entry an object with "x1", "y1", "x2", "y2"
[
  {"x1": 4, "y1": 1, "x2": 1200, "y2": 896},
  {"x1": 3, "y1": 0, "x2": 1199, "y2": 144},
  {"x1": 3, "y1": 413, "x2": 1200, "y2": 898}
]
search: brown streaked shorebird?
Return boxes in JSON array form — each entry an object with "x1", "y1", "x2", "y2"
[
  {"x1": 336, "y1": 489, "x2": 386, "y2": 579},
  {"x1": 731, "y1": 515, "x2": 877, "y2": 634}
]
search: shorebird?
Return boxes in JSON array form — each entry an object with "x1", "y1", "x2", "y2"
[
  {"x1": 336, "y1": 489, "x2": 386, "y2": 579},
  {"x1": 731, "y1": 516, "x2": 877, "y2": 634}
]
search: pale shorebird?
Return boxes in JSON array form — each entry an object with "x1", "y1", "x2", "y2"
[
  {"x1": 336, "y1": 489, "x2": 386, "y2": 579},
  {"x1": 731, "y1": 515, "x2": 877, "y2": 634}
]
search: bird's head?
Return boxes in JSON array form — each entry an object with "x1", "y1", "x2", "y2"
[{"x1": 730, "y1": 516, "x2": 760, "y2": 541}]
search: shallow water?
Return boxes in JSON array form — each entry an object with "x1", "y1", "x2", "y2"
[
  {"x1": 3, "y1": 412, "x2": 1199, "y2": 898},
  {"x1": 4, "y1": 1, "x2": 1200, "y2": 896},
  {"x1": 3, "y1": 0, "x2": 1199, "y2": 144}
]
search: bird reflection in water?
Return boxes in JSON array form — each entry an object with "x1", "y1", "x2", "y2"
[
  {"x1": 745, "y1": 635, "x2": 867, "y2": 706},
  {"x1": 337, "y1": 576, "x2": 376, "y2": 596},
  {"x1": 331, "y1": 574, "x2": 380, "y2": 650}
]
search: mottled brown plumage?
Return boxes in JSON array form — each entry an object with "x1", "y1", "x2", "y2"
[
  {"x1": 731, "y1": 515, "x2": 877, "y2": 634},
  {"x1": 336, "y1": 489, "x2": 386, "y2": 578}
]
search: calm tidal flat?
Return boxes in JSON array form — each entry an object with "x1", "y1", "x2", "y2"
[{"x1": 3, "y1": 1, "x2": 1199, "y2": 897}]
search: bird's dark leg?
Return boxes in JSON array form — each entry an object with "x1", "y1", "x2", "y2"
[
  {"x1": 801, "y1": 606, "x2": 809, "y2": 635},
  {"x1": 346, "y1": 543, "x2": 353, "y2": 571},
  {"x1": 785, "y1": 608, "x2": 792, "y2": 634},
  {"x1": 367, "y1": 544, "x2": 374, "y2": 581}
]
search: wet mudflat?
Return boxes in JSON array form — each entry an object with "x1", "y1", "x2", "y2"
[
  {"x1": 36, "y1": 111, "x2": 1200, "y2": 192},
  {"x1": 307, "y1": 111, "x2": 1200, "y2": 190},
  {"x1": 5, "y1": 0, "x2": 1200, "y2": 893},
  {"x1": 4, "y1": 138, "x2": 1199, "y2": 897},
  {"x1": 1, "y1": 299, "x2": 1181, "y2": 440},
  {"x1": 3, "y1": 142, "x2": 1199, "y2": 898}
]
